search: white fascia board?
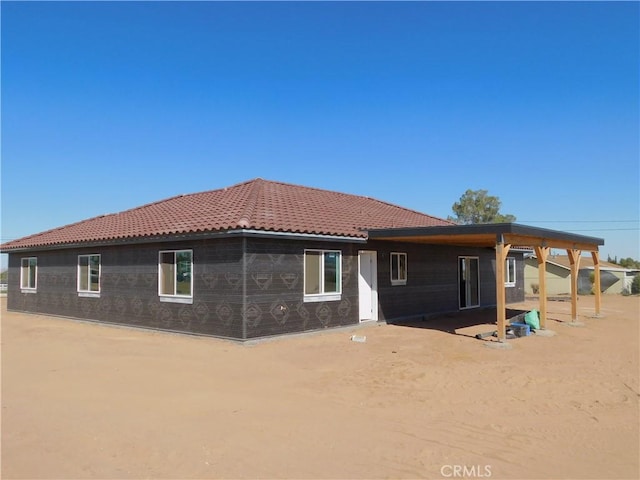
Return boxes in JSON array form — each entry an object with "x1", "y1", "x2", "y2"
[{"x1": 228, "y1": 229, "x2": 367, "y2": 243}]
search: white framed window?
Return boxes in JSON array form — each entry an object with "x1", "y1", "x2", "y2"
[
  {"x1": 159, "y1": 250, "x2": 193, "y2": 303},
  {"x1": 78, "y1": 254, "x2": 100, "y2": 296},
  {"x1": 505, "y1": 257, "x2": 516, "y2": 287},
  {"x1": 304, "y1": 249, "x2": 341, "y2": 302},
  {"x1": 20, "y1": 257, "x2": 37, "y2": 291},
  {"x1": 390, "y1": 252, "x2": 407, "y2": 285}
]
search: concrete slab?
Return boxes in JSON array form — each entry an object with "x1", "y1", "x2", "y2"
[{"x1": 564, "y1": 321, "x2": 586, "y2": 328}]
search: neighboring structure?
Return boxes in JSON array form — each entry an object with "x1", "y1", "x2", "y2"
[
  {"x1": 524, "y1": 254, "x2": 638, "y2": 295},
  {"x1": 1, "y1": 178, "x2": 604, "y2": 341}
]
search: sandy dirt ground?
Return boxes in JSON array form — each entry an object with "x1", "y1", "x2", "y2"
[{"x1": 1, "y1": 295, "x2": 638, "y2": 480}]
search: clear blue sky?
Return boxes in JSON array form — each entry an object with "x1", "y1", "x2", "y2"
[{"x1": 1, "y1": 1, "x2": 639, "y2": 267}]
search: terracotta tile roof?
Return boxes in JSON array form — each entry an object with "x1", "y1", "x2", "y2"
[{"x1": 1, "y1": 178, "x2": 454, "y2": 250}]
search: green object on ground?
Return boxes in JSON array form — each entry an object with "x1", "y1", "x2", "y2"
[{"x1": 524, "y1": 309, "x2": 540, "y2": 330}]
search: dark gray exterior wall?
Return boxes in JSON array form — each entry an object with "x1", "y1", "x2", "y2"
[
  {"x1": 6, "y1": 236, "x2": 524, "y2": 339},
  {"x1": 7, "y1": 238, "x2": 246, "y2": 338},
  {"x1": 6, "y1": 237, "x2": 361, "y2": 340},
  {"x1": 369, "y1": 242, "x2": 524, "y2": 322},
  {"x1": 241, "y1": 237, "x2": 360, "y2": 338},
  {"x1": 505, "y1": 252, "x2": 526, "y2": 304},
  {"x1": 7, "y1": 239, "x2": 242, "y2": 338}
]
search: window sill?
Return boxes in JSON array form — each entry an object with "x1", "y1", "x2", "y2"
[
  {"x1": 391, "y1": 280, "x2": 407, "y2": 286},
  {"x1": 21, "y1": 289, "x2": 37, "y2": 294},
  {"x1": 304, "y1": 293, "x2": 341, "y2": 303},
  {"x1": 78, "y1": 292, "x2": 100, "y2": 298},
  {"x1": 505, "y1": 283, "x2": 516, "y2": 288},
  {"x1": 160, "y1": 296, "x2": 193, "y2": 304}
]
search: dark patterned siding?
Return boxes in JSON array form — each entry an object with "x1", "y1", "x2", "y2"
[
  {"x1": 6, "y1": 237, "x2": 524, "y2": 340},
  {"x1": 370, "y1": 242, "x2": 524, "y2": 322},
  {"x1": 6, "y1": 237, "x2": 361, "y2": 340},
  {"x1": 505, "y1": 252, "x2": 526, "y2": 303},
  {"x1": 241, "y1": 238, "x2": 360, "y2": 338},
  {"x1": 7, "y1": 239, "x2": 246, "y2": 339},
  {"x1": 373, "y1": 242, "x2": 458, "y2": 320}
]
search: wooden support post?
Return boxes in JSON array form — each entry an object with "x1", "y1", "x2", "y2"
[
  {"x1": 495, "y1": 239, "x2": 511, "y2": 341},
  {"x1": 591, "y1": 250, "x2": 602, "y2": 317},
  {"x1": 567, "y1": 249, "x2": 582, "y2": 322},
  {"x1": 534, "y1": 246, "x2": 550, "y2": 329}
]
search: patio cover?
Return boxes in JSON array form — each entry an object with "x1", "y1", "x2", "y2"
[{"x1": 368, "y1": 223, "x2": 605, "y2": 341}]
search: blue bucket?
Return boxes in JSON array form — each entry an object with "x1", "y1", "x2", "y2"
[{"x1": 510, "y1": 322, "x2": 531, "y2": 337}]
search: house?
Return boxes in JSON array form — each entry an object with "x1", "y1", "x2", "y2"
[
  {"x1": 524, "y1": 254, "x2": 638, "y2": 295},
  {"x1": 1, "y1": 178, "x2": 605, "y2": 341}
]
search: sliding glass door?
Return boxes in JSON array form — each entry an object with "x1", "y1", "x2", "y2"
[{"x1": 459, "y1": 256, "x2": 480, "y2": 309}]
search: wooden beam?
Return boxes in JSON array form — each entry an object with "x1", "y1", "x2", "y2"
[
  {"x1": 591, "y1": 250, "x2": 602, "y2": 316},
  {"x1": 534, "y1": 246, "x2": 550, "y2": 329},
  {"x1": 373, "y1": 233, "x2": 601, "y2": 252},
  {"x1": 373, "y1": 233, "x2": 498, "y2": 246},
  {"x1": 502, "y1": 234, "x2": 600, "y2": 252},
  {"x1": 495, "y1": 241, "x2": 511, "y2": 341},
  {"x1": 567, "y1": 249, "x2": 582, "y2": 322}
]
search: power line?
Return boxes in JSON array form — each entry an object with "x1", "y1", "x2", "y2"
[
  {"x1": 521, "y1": 220, "x2": 638, "y2": 223},
  {"x1": 567, "y1": 228, "x2": 640, "y2": 232}
]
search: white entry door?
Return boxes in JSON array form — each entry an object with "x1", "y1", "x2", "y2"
[{"x1": 358, "y1": 250, "x2": 378, "y2": 322}]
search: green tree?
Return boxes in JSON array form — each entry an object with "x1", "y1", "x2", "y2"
[
  {"x1": 618, "y1": 257, "x2": 640, "y2": 269},
  {"x1": 449, "y1": 189, "x2": 516, "y2": 225}
]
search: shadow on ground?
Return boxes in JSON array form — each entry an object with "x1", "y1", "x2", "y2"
[{"x1": 389, "y1": 307, "x2": 530, "y2": 340}]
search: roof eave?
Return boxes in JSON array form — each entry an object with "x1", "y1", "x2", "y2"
[
  {"x1": 367, "y1": 222, "x2": 605, "y2": 251},
  {"x1": 0, "y1": 228, "x2": 367, "y2": 253}
]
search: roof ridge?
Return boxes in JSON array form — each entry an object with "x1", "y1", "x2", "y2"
[
  {"x1": 154, "y1": 178, "x2": 260, "y2": 203},
  {"x1": 237, "y1": 178, "x2": 264, "y2": 228},
  {"x1": 102, "y1": 178, "x2": 263, "y2": 219},
  {"x1": 0, "y1": 216, "x2": 95, "y2": 248},
  {"x1": 0, "y1": 192, "x2": 187, "y2": 251},
  {"x1": 228, "y1": 178, "x2": 456, "y2": 227},
  {"x1": 109, "y1": 193, "x2": 186, "y2": 215},
  {"x1": 358, "y1": 195, "x2": 456, "y2": 225},
  {"x1": 252, "y1": 178, "x2": 455, "y2": 225}
]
